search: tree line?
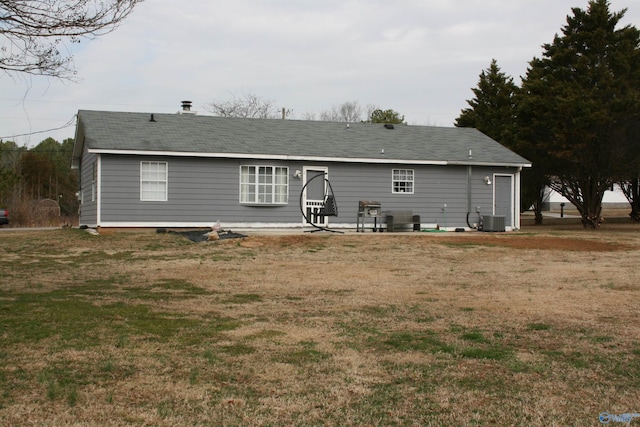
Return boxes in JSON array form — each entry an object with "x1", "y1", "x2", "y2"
[
  {"x1": 455, "y1": 0, "x2": 640, "y2": 227},
  {"x1": 0, "y1": 138, "x2": 78, "y2": 226},
  {"x1": 205, "y1": 94, "x2": 406, "y2": 125}
]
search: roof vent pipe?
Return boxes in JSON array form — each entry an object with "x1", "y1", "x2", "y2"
[{"x1": 181, "y1": 101, "x2": 192, "y2": 111}]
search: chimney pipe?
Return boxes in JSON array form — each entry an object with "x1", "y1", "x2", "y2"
[{"x1": 181, "y1": 100, "x2": 192, "y2": 111}]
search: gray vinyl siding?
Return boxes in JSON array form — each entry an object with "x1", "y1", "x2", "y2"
[
  {"x1": 99, "y1": 155, "x2": 303, "y2": 225},
  {"x1": 93, "y1": 154, "x2": 517, "y2": 228},
  {"x1": 319, "y1": 162, "x2": 503, "y2": 228},
  {"x1": 78, "y1": 147, "x2": 97, "y2": 226}
]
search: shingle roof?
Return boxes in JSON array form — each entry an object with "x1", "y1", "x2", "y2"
[{"x1": 75, "y1": 110, "x2": 530, "y2": 167}]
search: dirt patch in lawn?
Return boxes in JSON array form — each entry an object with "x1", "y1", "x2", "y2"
[
  {"x1": 237, "y1": 229, "x2": 633, "y2": 252},
  {"x1": 427, "y1": 233, "x2": 631, "y2": 251}
]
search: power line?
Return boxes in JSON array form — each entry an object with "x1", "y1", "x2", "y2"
[{"x1": 0, "y1": 115, "x2": 77, "y2": 140}]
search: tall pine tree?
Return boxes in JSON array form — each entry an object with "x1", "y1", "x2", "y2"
[
  {"x1": 519, "y1": 0, "x2": 640, "y2": 228},
  {"x1": 455, "y1": 59, "x2": 518, "y2": 146},
  {"x1": 455, "y1": 60, "x2": 549, "y2": 222}
]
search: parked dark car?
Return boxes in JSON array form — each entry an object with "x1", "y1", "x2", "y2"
[{"x1": 0, "y1": 208, "x2": 8, "y2": 227}]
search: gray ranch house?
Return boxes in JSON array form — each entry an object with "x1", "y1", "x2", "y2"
[{"x1": 72, "y1": 108, "x2": 530, "y2": 231}]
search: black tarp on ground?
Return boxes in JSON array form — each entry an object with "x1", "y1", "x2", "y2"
[{"x1": 167, "y1": 229, "x2": 247, "y2": 242}]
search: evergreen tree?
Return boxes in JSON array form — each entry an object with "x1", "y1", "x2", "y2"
[
  {"x1": 455, "y1": 59, "x2": 518, "y2": 145},
  {"x1": 366, "y1": 109, "x2": 406, "y2": 125},
  {"x1": 455, "y1": 60, "x2": 551, "y2": 223},
  {"x1": 518, "y1": 0, "x2": 640, "y2": 228}
]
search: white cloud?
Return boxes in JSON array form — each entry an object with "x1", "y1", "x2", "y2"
[{"x1": 1, "y1": 0, "x2": 638, "y2": 145}]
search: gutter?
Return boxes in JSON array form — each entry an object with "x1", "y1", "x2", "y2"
[{"x1": 86, "y1": 148, "x2": 530, "y2": 168}]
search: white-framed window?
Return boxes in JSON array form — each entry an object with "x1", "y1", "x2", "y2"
[
  {"x1": 140, "y1": 161, "x2": 168, "y2": 201},
  {"x1": 392, "y1": 169, "x2": 414, "y2": 194},
  {"x1": 240, "y1": 165, "x2": 288, "y2": 204},
  {"x1": 91, "y1": 161, "x2": 97, "y2": 202}
]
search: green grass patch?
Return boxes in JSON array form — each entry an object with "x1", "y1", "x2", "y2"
[
  {"x1": 378, "y1": 331, "x2": 455, "y2": 355},
  {"x1": 203, "y1": 349, "x2": 220, "y2": 365},
  {"x1": 415, "y1": 315, "x2": 436, "y2": 323},
  {"x1": 273, "y1": 341, "x2": 330, "y2": 365},
  {"x1": 218, "y1": 343, "x2": 257, "y2": 356},
  {"x1": 460, "y1": 329, "x2": 488, "y2": 343},
  {"x1": 456, "y1": 373, "x2": 508, "y2": 393},
  {"x1": 357, "y1": 305, "x2": 398, "y2": 317},
  {"x1": 1, "y1": 288, "x2": 239, "y2": 349},
  {"x1": 591, "y1": 335, "x2": 614, "y2": 343},
  {"x1": 245, "y1": 329, "x2": 286, "y2": 340},
  {"x1": 303, "y1": 244, "x2": 327, "y2": 253},
  {"x1": 563, "y1": 351, "x2": 590, "y2": 369}
]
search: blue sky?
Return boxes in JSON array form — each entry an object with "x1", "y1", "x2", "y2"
[{"x1": 1, "y1": 0, "x2": 639, "y2": 147}]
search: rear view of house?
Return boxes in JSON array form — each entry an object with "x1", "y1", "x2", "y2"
[{"x1": 72, "y1": 107, "x2": 530, "y2": 231}]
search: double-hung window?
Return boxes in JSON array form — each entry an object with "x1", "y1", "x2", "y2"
[
  {"x1": 240, "y1": 166, "x2": 288, "y2": 204},
  {"x1": 140, "y1": 161, "x2": 168, "y2": 201},
  {"x1": 392, "y1": 169, "x2": 414, "y2": 194},
  {"x1": 91, "y1": 161, "x2": 97, "y2": 202}
]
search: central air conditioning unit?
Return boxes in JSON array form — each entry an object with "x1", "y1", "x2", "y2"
[{"x1": 481, "y1": 215, "x2": 506, "y2": 232}]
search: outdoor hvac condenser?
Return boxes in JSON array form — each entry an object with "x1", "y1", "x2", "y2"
[{"x1": 481, "y1": 215, "x2": 506, "y2": 232}]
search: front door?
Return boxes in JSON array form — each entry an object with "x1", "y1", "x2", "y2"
[
  {"x1": 303, "y1": 167, "x2": 328, "y2": 227},
  {"x1": 494, "y1": 174, "x2": 513, "y2": 227}
]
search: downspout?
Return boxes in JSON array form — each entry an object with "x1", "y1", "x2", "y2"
[
  {"x1": 466, "y1": 152, "x2": 480, "y2": 229},
  {"x1": 467, "y1": 165, "x2": 472, "y2": 220},
  {"x1": 514, "y1": 166, "x2": 522, "y2": 230},
  {"x1": 96, "y1": 154, "x2": 101, "y2": 227}
]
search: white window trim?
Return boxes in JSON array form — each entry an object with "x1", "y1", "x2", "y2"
[
  {"x1": 239, "y1": 165, "x2": 289, "y2": 205},
  {"x1": 392, "y1": 169, "x2": 415, "y2": 194},
  {"x1": 91, "y1": 161, "x2": 97, "y2": 202},
  {"x1": 140, "y1": 161, "x2": 168, "y2": 202}
]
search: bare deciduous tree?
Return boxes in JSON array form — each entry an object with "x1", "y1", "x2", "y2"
[
  {"x1": 299, "y1": 112, "x2": 317, "y2": 121},
  {"x1": 319, "y1": 101, "x2": 363, "y2": 123},
  {"x1": 205, "y1": 93, "x2": 291, "y2": 119},
  {"x1": 0, "y1": 0, "x2": 142, "y2": 79}
]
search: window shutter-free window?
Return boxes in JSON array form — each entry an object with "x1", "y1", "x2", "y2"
[
  {"x1": 141, "y1": 161, "x2": 168, "y2": 201},
  {"x1": 392, "y1": 169, "x2": 414, "y2": 194},
  {"x1": 240, "y1": 166, "x2": 288, "y2": 204}
]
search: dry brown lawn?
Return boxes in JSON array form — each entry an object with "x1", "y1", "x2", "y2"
[{"x1": 1, "y1": 222, "x2": 639, "y2": 426}]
